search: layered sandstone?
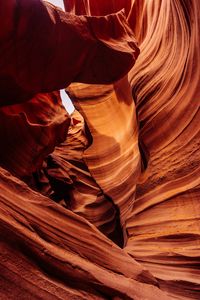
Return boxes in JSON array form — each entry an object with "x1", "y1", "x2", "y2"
[{"x1": 0, "y1": 0, "x2": 199, "y2": 299}]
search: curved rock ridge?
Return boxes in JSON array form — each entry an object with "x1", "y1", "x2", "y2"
[
  {"x1": 125, "y1": 0, "x2": 200, "y2": 299},
  {"x1": 0, "y1": 0, "x2": 139, "y2": 105},
  {"x1": 65, "y1": 0, "x2": 200, "y2": 298},
  {"x1": 38, "y1": 110, "x2": 123, "y2": 246},
  {"x1": 63, "y1": 0, "x2": 146, "y2": 43},
  {"x1": 67, "y1": 77, "x2": 141, "y2": 245},
  {"x1": 0, "y1": 91, "x2": 70, "y2": 178},
  {"x1": 0, "y1": 167, "x2": 172, "y2": 300},
  {"x1": 0, "y1": 1, "x2": 160, "y2": 299},
  {"x1": 0, "y1": 0, "x2": 199, "y2": 299}
]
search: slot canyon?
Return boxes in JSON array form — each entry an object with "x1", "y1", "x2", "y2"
[{"x1": 0, "y1": 0, "x2": 199, "y2": 299}]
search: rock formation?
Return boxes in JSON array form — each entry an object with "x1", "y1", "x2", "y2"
[{"x1": 0, "y1": 0, "x2": 199, "y2": 299}]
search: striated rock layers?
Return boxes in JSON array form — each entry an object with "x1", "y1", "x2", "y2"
[
  {"x1": 126, "y1": 1, "x2": 200, "y2": 298},
  {"x1": 0, "y1": 0, "x2": 199, "y2": 299}
]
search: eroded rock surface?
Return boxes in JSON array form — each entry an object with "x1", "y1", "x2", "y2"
[{"x1": 0, "y1": 0, "x2": 199, "y2": 299}]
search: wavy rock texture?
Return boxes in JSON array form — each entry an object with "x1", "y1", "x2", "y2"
[
  {"x1": 125, "y1": 0, "x2": 200, "y2": 299},
  {"x1": 65, "y1": 0, "x2": 200, "y2": 299},
  {"x1": 0, "y1": 0, "x2": 163, "y2": 299},
  {"x1": 0, "y1": 166, "x2": 173, "y2": 300},
  {"x1": 39, "y1": 110, "x2": 124, "y2": 246},
  {"x1": 0, "y1": 0, "x2": 199, "y2": 299},
  {"x1": 66, "y1": 77, "x2": 141, "y2": 246}
]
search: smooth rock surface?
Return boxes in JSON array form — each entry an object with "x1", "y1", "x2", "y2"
[{"x1": 0, "y1": 0, "x2": 199, "y2": 299}]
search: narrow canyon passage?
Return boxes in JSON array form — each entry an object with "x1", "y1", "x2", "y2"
[{"x1": 0, "y1": 0, "x2": 199, "y2": 299}]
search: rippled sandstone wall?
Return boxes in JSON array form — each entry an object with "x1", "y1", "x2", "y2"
[
  {"x1": 0, "y1": 0, "x2": 199, "y2": 299},
  {"x1": 65, "y1": 0, "x2": 200, "y2": 298},
  {"x1": 126, "y1": 1, "x2": 200, "y2": 298}
]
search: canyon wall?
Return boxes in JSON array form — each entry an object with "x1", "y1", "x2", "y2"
[{"x1": 0, "y1": 0, "x2": 199, "y2": 299}]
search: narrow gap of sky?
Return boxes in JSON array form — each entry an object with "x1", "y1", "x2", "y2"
[
  {"x1": 46, "y1": 0, "x2": 75, "y2": 114},
  {"x1": 47, "y1": 0, "x2": 65, "y2": 10}
]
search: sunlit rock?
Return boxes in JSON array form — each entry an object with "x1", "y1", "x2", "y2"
[{"x1": 0, "y1": 0, "x2": 199, "y2": 299}]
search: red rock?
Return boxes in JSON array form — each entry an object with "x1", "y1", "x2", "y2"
[
  {"x1": 0, "y1": 0, "x2": 200, "y2": 299},
  {"x1": 0, "y1": 0, "x2": 139, "y2": 106},
  {"x1": 0, "y1": 166, "x2": 171, "y2": 300},
  {"x1": 0, "y1": 92, "x2": 70, "y2": 178}
]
